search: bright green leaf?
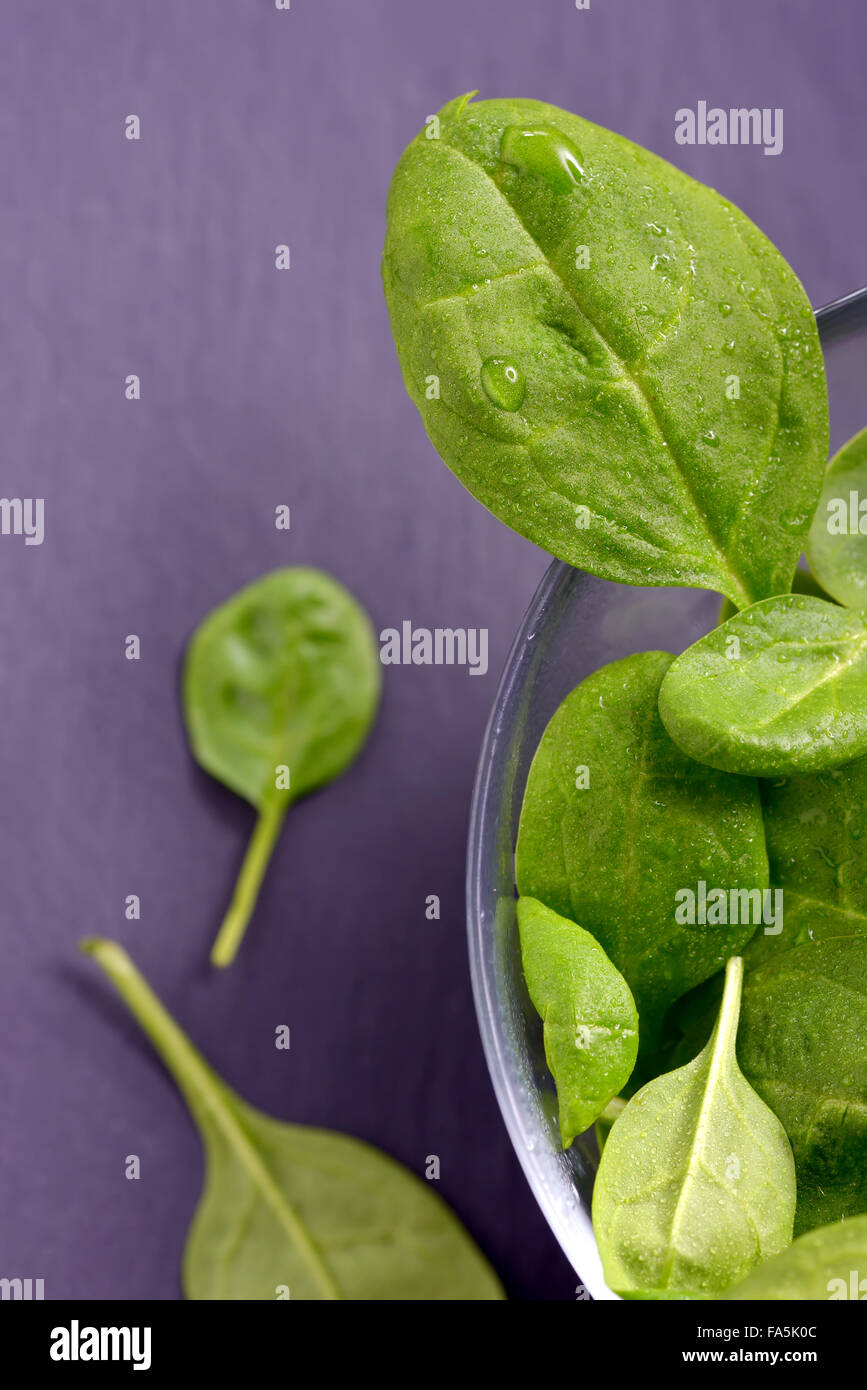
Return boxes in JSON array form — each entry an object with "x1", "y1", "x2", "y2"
[
  {"x1": 807, "y1": 427, "x2": 867, "y2": 608},
  {"x1": 383, "y1": 94, "x2": 828, "y2": 607},
  {"x1": 183, "y1": 568, "x2": 380, "y2": 965},
  {"x1": 659, "y1": 595, "x2": 867, "y2": 776},
  {"x1": 516, "y1": 896, "x2": 638, "y2": 1146},
  {"x1": 724, "y1": 1214, "x2": 867, "y2": 1300},
  {"x1": 592, "y1": 957, "x2": 796, "y2": 1299}
]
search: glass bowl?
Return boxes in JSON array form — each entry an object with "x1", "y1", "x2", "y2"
[{"x1": 466, "y1": 288, "x2": 867, "y2": 1299}]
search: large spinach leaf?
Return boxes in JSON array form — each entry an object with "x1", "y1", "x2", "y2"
[
  {"x1": 516, "y1": 651, "x2": 767, "y2": 1061},
  {"x1": 738, "y1": 935, "x2": 867, "y2": 1235},
  {"x1": 82, "y1": 940, "x2": 503, "y2": 1301},
  {"x1": 807, "y1": 426, "x2": 867, "y2": 608},
  {"x1": 592, "y1": 957, "x2": 796, "y2": 1299},
  {"x1": 183, "y1": 568, "x2": 380, "y2": 966},
  {"x1": 516, "y1": 896, "x2": 638, "y2": 1146},
  {"x1": 383, "y1": 94, "x2": 828, "y2": 607},
  {"x1": 659, "y1": 595, "x2": 867, "y2": 776},
  {"x1": 724, "y1": 1214, "x2": 867, "y2": 1300}
]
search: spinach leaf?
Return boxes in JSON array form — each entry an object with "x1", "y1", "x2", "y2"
[
  {"x1": 516, "y1": 896, "x2": 638, "y2": 1146},
  {"x1": 807, "y1": 427, "x2": 867, "y2": 608},
  {"x1": 515, "y1": 651, "x2": 767, "y2": 1061},
  {"x1": 659, "y1": 595, "x2": 867, "y2": 776},
  {"x1": 383, "y1": 94, "x2": 828, "y2": 607},
  {"x1": 183, "y1": 568, "x2": 380, "y2": 966},
  {"x1": 738, "y1": 936, "x2": 867, "y2": 1235},
  {"x1": 595, "y1": 1097, "x2": 626, "y2": 1154},
  {"x1": 724, "y1": 1214, "x2": 867, "y2": 1300},
  {"x1": 81, "y1": 939, "x2": 503, "y2": 1301},
  {"x1": 717, "y1": 565, "x2": 831, "y2": 625},
  {"x1": 592, "y1": 957, "x2": 796, "y2": 1300},
  {"x1": 747, "y1": 755, "x2": 867, "y2": 967}
]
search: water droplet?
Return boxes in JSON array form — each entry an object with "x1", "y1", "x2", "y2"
[
  {"x1": 701, "y1": 430, "x2": 720, "y2": 448},
  {"x1": 481, "y1": 356, "x2": 526, "y2": 411},
  {"x1": 498, "y1": 125, "x2": 584, "y2": 193},
  {"x1": 718, "y1": 302, "x2": 733, "y2": 316}
]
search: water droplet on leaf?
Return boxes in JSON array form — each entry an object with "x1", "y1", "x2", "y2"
[{"x1": 481, "y1": 357, "x2": 526, "y2": 412}]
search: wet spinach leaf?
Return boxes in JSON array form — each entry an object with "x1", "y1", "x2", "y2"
[
  {"x1": 383, "y1": 94, "x2": 828, "y2": 607},
  {"x1": 659, "y1": 594, "x2": 867, "y2": 776},
  {"x1": 516, "y1": 651, "x2": 767, "y2": 1061},
  {"x1": 183, "y1": 568, "x2": 380, "y2": 966},
  {"x1": 747, "y1": 755, "x2": 867, "y2": 967},
  {"x1": 82, "y1": 939, "x2": 503, "y2": 1301},
  {"x1": 592, "y1": 958, "x2": 796, "y2": 1300},
  {"x1": 717, "y1": 565, "x2": 831, "y2": 625},
  {"x1": 738, "y1": 935, "x2": 867, "y2": 1235},
  {"x1": 807, "y1": 426, "x2": 867, "y2": 608},
  {"x1": 595, "y1": 1097, "x2": 626, "y2": 1154},
  {"x1": 724, "y1": 1214, "x2": 867, "y2": 1300},
  {"x1": 516, "y1": 896, "x2": 638, "y2": 1146}
]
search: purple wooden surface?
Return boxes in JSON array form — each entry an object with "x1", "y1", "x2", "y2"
[{"x1": 0, "y1": 0, "x2": 863, "y2": 1300}]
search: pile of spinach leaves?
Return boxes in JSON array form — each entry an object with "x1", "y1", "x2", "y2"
[{"x1": 384, "y1": 94, "x2": 867, "y2": 1299}]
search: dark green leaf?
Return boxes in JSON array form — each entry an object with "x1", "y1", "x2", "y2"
[
  {"x1": 383, "y1": 94, "x2": 828, "y2": 607},
  {"x1": 516, "y1": 896, "x2": 638, "y2": 1146},
  {"x1": 516, "y1": 651, "x2": 767, "y2": 1060},
  {"x1": 748, "y1": 756, "x2": 867, "y2": 967},
  {"x1": 738, "y1": 936, "x2": 867, "y2": 1234},
  {"x1": 724, "y1": 1214, "x2": 867, "y2": 1300},
  {"x1": 807, "y1": 427, "x2": 867, "y2": 608},
  {"x1": 81, "y1": 940, "x2": 503, "y2": 1301},
  {"x1": 183, "y1": 568, "x2": 380, "y2": 965},
  {"x1": 659, "y1": 595, "x2": 867, "y2": 776},
  {"x1": 592, "y1": 958, "x2": 796, "y2": 1299}
]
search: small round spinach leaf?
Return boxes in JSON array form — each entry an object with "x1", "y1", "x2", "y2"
[
  {"x1": 738, "y1": 935, "x2": 867, "y2": 1235},
  {"x1": 592, "y1": 957, "x2": 796, "y2": 1300},
  {"x1": 659, "y1": 595, "x2": 867, "y2": 776},
  {"x1": 516, "y1": 651, "x2": 767, "y2": 1063},
  {"x1": 183, "y1": 567, "x2": 381, "y2": 965},
  {"x1": 516, "y1": 896, "x2": 638, "y2": 1146},
  {"x1": 806, "y1": 427, "x2": 867, "y2": 608},
  {"x1": 724, "y1": 1214, "x2": 867, "y2": 1300},
  {"x1": 383, "y1": 94, "x2": 828, "y2": 607},
  {"x1": 82, "y1": 940, "x2": 503, "y2": 1301}
]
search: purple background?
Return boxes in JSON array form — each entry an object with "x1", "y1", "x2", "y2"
[{"x1": 0, "y1": 0, "x2": 863, "y2": 1300}]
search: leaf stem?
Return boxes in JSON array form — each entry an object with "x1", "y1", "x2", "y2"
[
  {"x1": 80, "y1": 938, "x2": 225, "y2": 1119},
  {"x1": 211, "y1": 795, "x2": 290, "y2": 968},
  {"x1": 80, "y1": 938, "x2": 343, "y2": 1301}
]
